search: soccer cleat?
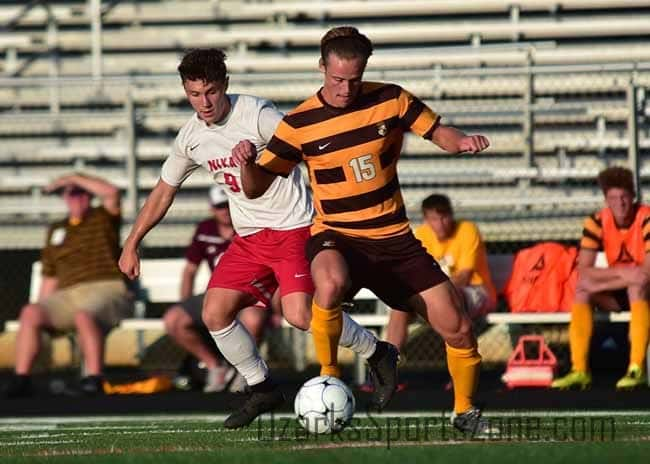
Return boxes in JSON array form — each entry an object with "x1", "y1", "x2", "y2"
[
  {"x1": 79, "y1": 375, "x2": 105, "y2": 395},
  {"x1": 550, "y1": 370, "x2": 592, "y2": 390},
  {"x1": 615, "y1": 364, "x2": 647, "y2": 390},
  {"x1": 204, "y1": 366, "x2": 236, "y2": 393},
  {"x1": 451, "y1": 407, "x2": 499, "y2": 438},
  {"x1": 223, "y1": 381, "x2": 284, "y2": 429},
  {"x1": 4, "y1": 375, "x2": 33, "y2": 398},
  {"x1": 366, "y1": 341, "x2": 400, "y2": 410},
  {"x1": 358, "y1": 380, "x2": 407, "y2": 394}
]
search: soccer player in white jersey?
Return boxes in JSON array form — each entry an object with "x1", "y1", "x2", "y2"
[{"x1": 118, "y1": 48, "x2": 398, "y2": 429}]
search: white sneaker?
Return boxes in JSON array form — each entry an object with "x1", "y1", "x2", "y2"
[
  {"x1": 228, "y1": 372, "x2": 248, "y2": 393},
  {"x1": 203, "y1": 366, "x2": 236, "y2": 393}
]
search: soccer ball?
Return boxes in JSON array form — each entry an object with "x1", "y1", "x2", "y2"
[{"x1": 294, "y1": 375, "x2": 355, "y2": 434}]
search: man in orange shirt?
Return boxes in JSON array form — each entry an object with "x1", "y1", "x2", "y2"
[
  {"x1": 385, "y1": 193, "x2": 496, "y2": 355},
  {"x1": 552, "y1": 166, "x2": 650, "y2": 390}
]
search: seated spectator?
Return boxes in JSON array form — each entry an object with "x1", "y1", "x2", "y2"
[
  {"x1": 385, "y1": 193, "x2": 496, "y2": 356},
  {"x1": 5, "y1": 173, "x2": 132, "y2": 397},
  {"x1": 552, "y1": 166, "x2": 650, "y2": 390},
  {"x1": 163, "y1": 186, "x2": 267, "y2": 392}
]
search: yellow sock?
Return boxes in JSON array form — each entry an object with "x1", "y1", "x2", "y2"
[
  {"x1": 629, "y1": 300, "x2": 650, "y2": 368},
  {"x1": 569, "y1": 302, "x2": 593, "y2": 372},
  {"x1": 446, "y1": 343, "x2": 481, "y2": 414},
  {"x1": 310, "y1": 301, "x2": 343, "y2": 378}
]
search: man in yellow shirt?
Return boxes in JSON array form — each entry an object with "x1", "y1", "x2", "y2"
[{"x1": 385, "y1": 193, "x2": 497, "y2": 352}]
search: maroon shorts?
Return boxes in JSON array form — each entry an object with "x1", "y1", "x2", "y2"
[
  {"x1": 306, "y1": 229, "x2": 448, "y2": 310},
  {"x1": 208, "y1": 226, "x2": 314, "y2": 306}
]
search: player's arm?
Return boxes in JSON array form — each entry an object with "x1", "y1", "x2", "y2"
[
  {"x1": 233, "y1": 140, "x2": 277, "y2": 199},
  {"x1": 432, "y1": 125, "x2": 490, "y2": 154},
  {"x1": 180, "y1": 222, "x2": 204, "y2": 300},
  {"x1": 576, "y1": 248, "x2": 635, "y2": 293},
  {"x1": 396, "y1": 87, "x2": 489, "y2": 154},
  {"x1": 119, "y1": 179, "x2": 178, "y2": 279},
  {"x1": 179, "y1": 260, "x2": 199, "y2": 300},
  {"x1": 611, "y1": 255, "x2": 650, "y2": 289}
]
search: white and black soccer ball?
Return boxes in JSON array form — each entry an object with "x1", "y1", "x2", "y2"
[{"x1": 294, "y1": 375, "x2": 355, "y2": 434}]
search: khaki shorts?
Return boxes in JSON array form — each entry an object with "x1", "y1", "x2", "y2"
[
  {"x1": 40, "y1": 279, "x2": 133, "y2": 333},
  {"x1": 462, "y1": 285, "x2": 496, "y2": 319}
]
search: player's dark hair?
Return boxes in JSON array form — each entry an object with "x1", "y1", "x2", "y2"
[
  {"x1": 422, "y1": 193, "x2": 454, "y2": 216},
  {"x1": 320, "y1": 26, "x2": 373, "y2": 67},
  {"x1": 178, "y1": 48, "x2": 228, "y2": 84},
  {"x1": 597, "y1": 166, "x2": 636, "y2": 196}
]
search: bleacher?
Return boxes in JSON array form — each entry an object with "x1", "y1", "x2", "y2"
[{"x1": 1, "y1": 0, "x2": 649, "y2": 250}]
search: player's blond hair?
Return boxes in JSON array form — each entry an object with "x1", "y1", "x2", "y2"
[{"x1": 320, "y1": 26, "x2": 373, "y2": 66}]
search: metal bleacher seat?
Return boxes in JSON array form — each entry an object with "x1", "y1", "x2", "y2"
[
  {"x1": 4, "y1": 11, "x2": 647, "y2": 57},
  {"x1": 4, "y1": 0, "x2": 649, "y2": 27}
]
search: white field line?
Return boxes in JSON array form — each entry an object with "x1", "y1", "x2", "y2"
[
  {"x1": 0, "y1": 439, "x2": 81, "y2": 447},
  {"x1": 0, "y1": 410, "x2": 647, "y2": 434},
  {"x1": 0, "y1": 410, "x2": 649, "y2": 425},
  {"x1": 0, "y1": 423, "x2": 644, "y2": 442}
]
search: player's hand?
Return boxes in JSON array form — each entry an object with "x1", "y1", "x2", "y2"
[
  {"x1": 119, "y1": 247, "x2": 141, "y2": 280},
  {"x1": 231, "y1": 140, "x2": 257, "y2": 166},
  {"x1": 618, "y1": 266, "x2": 650, "y2": 287},
  {"x1": 458, "y1": 135, "x2": 490, "y2": 154}
]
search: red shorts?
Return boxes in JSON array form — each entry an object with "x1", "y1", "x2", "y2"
[{"x1": 208, "y1": 226, "x2": 314, "y2": 306}]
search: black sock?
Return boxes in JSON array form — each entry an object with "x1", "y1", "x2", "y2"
[
  {"x1": 250, "y1": 377, "x2": 276, "y2": 393},
  {"x1": 368, "y1": 340, "x2": 388, "y2": 365},
  {"x1": 14, "y1": 374, "x2": 31, "y2": 385}
]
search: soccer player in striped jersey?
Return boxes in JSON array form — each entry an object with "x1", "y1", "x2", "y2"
[
  {"x1": 551, "y1": 166, "x2": 650, "y2": 390},
  {"x1": 119, "y1": 48, "x2": 397, "y2": 429},
  {"x1": 238, "y1": 26, "x2": 494, "y2": 435}
]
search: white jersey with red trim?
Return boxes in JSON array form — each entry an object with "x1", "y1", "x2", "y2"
[{"x1": 161, "y1": 94, "x2": 313, "y2": 236}]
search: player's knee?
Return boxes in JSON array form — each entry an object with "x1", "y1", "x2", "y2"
[
  {"x1": 285, "y1": 309, "x2": 310, "y2": 331},
  {"x1": 314, "y1": 277, "x2": 348, "y2": 308},
  {"x1": 163, "y1": 306, "x2": 185, "y2": 334},
  {"x1": 445, "y1": 314, "x2": 474, "y2": 347},
  {"x1": 73, "y1": 310, "x2": 96, "y2": 328},
  {"x1": 19, "y1": 304, "x2": 47, "y2": 328},
  {"x1": 628, "y1": 284, "x2": 649, "y2": 302},
  {"x1": 574, "y1": 275, "x2": 595, "y2": 299},
  {"x1": 202, "y1": 305, "x2": 235, "y2": 331}
]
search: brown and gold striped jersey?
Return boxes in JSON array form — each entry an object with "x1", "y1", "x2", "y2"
[
  {"x1": 258, "y1": 82, "x2": 440, "y2": 239},
  {"x1": 580, "y1": 204, "x2": 650, "y2": 266},
  {"x1": 41, "y1": 207, "x2": 123, "y2": 289}
]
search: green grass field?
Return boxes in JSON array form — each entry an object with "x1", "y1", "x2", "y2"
[{"x1": 2, "y1": 411, "x2": 649, "y2": 463}]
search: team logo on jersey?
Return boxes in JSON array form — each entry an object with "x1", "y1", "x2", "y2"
[
  {"x1": 207, "y1": 157, "x2": 238, "y2": 171},
  {"x1": 322, "y1": 240, "x2": 336, "y2": 248},
  {"x1": 376, "y1": 122, "x2": 387, "y2": 136}
]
